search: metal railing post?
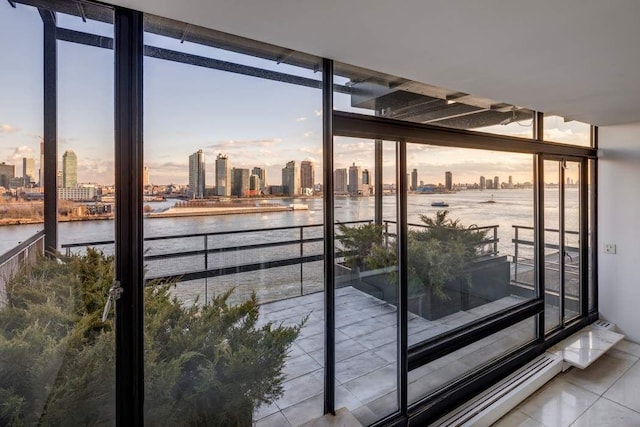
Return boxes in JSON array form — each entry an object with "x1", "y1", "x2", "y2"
[
  {"x1": 204, "y1": 235, "x2": 208, "y2": 304},
  {"x1": 514, "y1": 226, "x2": 519, "y2": 281},
  {"x1": 493, "y1": 226, "x2": 498, "y2": 255},
  {"x1": 300, "y1": 226, "x2": 304, "y2": 296}
]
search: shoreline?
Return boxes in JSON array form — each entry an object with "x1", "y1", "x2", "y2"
[{"x1": 0, "y1": 204, "x2": 309, "y2": 226}]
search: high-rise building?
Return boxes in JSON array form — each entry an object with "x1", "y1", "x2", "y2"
[
  {"x1": 0, "y1": 162, "x2": 15, "y2": 189},
  {"x1": 143, "y1": 165, "x2": 150, "y2": 187},
  {"x1": 252, "y1": 167, "x2": 267, "y2": 191},
  {"x1": 231, "y1": 168, "x2": 250, "y2": 197},
  {"x1": 348, "y1": 162, "x2": 362, "y2": 195},
  {"x1": 282, "y1": 160, "x2": 300, "y2": 196},
  {"x1": 300, "y1": 160, "x2": 315, "y2": 191},
  {"x1": 215, "y1": 153, "x2": 230, "y2": 196},
  {"x1": 411, "y1": 169, "x2": 418, "y2": 191},
  {"x1": 39, "y1": 141, "x2": 44, "y2": 187},
  {"x1": 508, "y1": 176, "x2": 513, "y2": 188},
  {"x1": 188, "y1": 149, "x2": 205, "y2": 199},
  {"x1": 479, "y1": 176, "x2": 486, "y2": 190},
  {"x1": 445, "y1": 171, "x2": 453, "y2": 191},
  {"x1": 362, "y1": 169, "x2": 370, "y2": 185},
  {"x1": 23, "y1": 157, "x2": 35, "y2": 182},
  {"x1": 62, "y1": 150, "x2": 77, "y2": 188},
  {"x1": 249, "y1": 174, "x2": 261, "y2": 192},
  {"x1": 334, "y1": 168, "x2": 347, "y2": 193},
  {"x1": 493, "y1": 176, "x2": 500, "y2": 190}
]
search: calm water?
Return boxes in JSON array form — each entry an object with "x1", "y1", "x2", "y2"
[{"x1": 1, "y1": 189, "x2": 579, "y2": 305}]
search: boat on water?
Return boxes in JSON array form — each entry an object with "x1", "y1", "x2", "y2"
[
  {"x1": 431, "y1": 201, "x2": 449, "y2": 207},
  {"x1": 480, "y1": 194, "x2": 496, "y2": 204}
]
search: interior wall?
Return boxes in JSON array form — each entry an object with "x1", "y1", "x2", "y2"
[{"x1": 598, "y1": 122, "x2": 640, "y2": 343}]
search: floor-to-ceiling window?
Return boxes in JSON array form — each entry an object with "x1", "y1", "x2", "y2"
[{"x1": 2, "y1": 1, "x2": 598, "y2": 425}]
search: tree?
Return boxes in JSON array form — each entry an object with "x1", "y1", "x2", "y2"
[{"x1": 0, "y1": 249, "x2": 303, "y2": 425}]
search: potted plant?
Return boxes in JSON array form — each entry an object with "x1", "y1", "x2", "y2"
[{"x1": 406, "y1": 210, "x2": 488, "y2": 319}]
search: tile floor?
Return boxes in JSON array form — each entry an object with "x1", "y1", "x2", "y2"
[
  {"x1": 495, "y1": 339, "x2": 640, "y2": 427},
  {"x1": 253, "y1": 286, "x2": 531, "y2": 427}
]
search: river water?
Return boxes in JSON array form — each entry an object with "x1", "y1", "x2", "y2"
[{"x1": 1, "y1": 189, "x2": 578, "y2": 305}]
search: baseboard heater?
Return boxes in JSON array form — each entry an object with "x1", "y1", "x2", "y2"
[{"x1": 431, "y1": 353, "x2": 562, "y2": 427}]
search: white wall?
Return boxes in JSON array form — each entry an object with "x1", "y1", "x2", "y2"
[{"x1": 598, "y1": 123, "x2": 640, "y2": 343}]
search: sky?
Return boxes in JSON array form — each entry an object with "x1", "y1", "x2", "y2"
[{"x1": 0, "y1": 2, "x2": 591, "y2": 187}]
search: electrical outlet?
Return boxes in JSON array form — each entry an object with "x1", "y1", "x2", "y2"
[{"x1": 603, "y1": 243, "x2": 617, "y2": 254}]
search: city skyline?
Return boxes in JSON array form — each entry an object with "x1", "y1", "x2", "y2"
[{"x1": 0, "y1": 2, "x2": 591, "y2": 188}]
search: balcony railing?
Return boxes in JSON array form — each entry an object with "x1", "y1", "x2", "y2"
[
  {"x1": 60, "y1": 221, "x2": 501, "y2": 304},
  {"x1": 0, "y1": 230, "x2": 45, "y2": 307}
]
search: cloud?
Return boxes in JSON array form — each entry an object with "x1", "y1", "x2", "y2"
[
  {"x1": 205, "y1": 138, "x2": 282, "y2": 152},
  {"x1": 9, "y1": 145, "x2": 34, "y2": 162},
  {"x1": 314, "y1": 110, "x2": 322, "y2": 117},
  {"x1": 303, "y1": 131, "x2": 314, "y2": 137},
  {"x1": 0, "y1": 124, "x2": 19, "y2": 134},
  {"x1": 296, "y1": 117, "x2": 307, "y2": 122}
]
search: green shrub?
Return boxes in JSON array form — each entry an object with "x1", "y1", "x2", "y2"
[{"x1": 0, "y1": 249, "x2": 302, "y2": 426}]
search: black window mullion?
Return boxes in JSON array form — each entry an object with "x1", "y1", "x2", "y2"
[
  {"x1": 397, "y1": 140, "x2": 408, "y2": 416},
  {"x1": 114, "y1": 7, "x2": 144, "y2": 426},
  {"x1": 322, "y1": 57, "x2": 335, "y2": 416}
]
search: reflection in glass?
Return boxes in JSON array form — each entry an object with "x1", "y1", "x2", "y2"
[
  {"x1": 142, "y1": 14, "x2": 322, "y2": 426},
  {"x1": 334, "y1": 138, "x2": 399, "y2": 422},
  {"x1": 544, "y1": 161, "x2": 562, "y2": 332},
  {"x1": 409, "y1": 317, "x2": 536, "y2": 404},
  {"x1": 405, "y1": 144, "x2": 535, "y2": 346},
  {"x1": 564, "y1": 161, "x2": 581, "y2": 322},
  {"x1": 333, "y1": 61, "x2": 534, "y2": 138},
  {"x1": 543, "y1": 115, "x2": 591, "y2": 147}
]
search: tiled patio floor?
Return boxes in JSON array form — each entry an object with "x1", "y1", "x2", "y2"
[{"x1": 253, "y1": 287, "x2": 534, "y2": 426}]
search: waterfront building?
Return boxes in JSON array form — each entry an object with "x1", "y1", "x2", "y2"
[
  {"x1": 362, "y1": 169, "x2": 370, "y2": 185},
  {"x1": 39, "y1": 141, "x2": 44, "y2": 187},
  {"x1": 231, "y1": 168, "x2": 250, "y2": 197},
  {"x1": 493, "y1": 176, "x2": 500, "y2": 190},
  {"x1": 411, "y1": 169, "x2": 418, "y2": 191},
  {"x1": 249, "y1": 174, "x2": 261, "y2": 194},
  {"x1": 334, "y1": 168, "x2": 347, "y2": 193},
  {"x1": 58, "y1": 186, "x2": 96, "y2": 201},
  {"x1": 23, "y1": 157, "x2": 35, "y2": 183},
  {"x1": 0, "y1": 162, "x2": 14, "y2": 189},
  {"x1": 445, "y1": 171, "x2": 452, "y2": 191},
  {"x1": 62, "y1": 150, "x2": 77, "y2": 188},
  {"x1": 188, "y1": 149, "x2": 205, "y2": 199},
  {"x1": 282, "y1": 160, "x2": 299, "y2": 196},
  {"x1": 300, "y1": 160, "x2": 314, "y2": 192},
  {"x1": 215, "y1": 153, "x2": 230, "y2": 196},
  {"x1": 348, "y1": 162, "x2": 362, "y2": 195},
  {"x1": 143, "y1": 165, "x2": 150, "y2": 187},
  {"x1": 251, "y1": 166, "x2": 266, "y2": 191},
  {"x1": 479, "y1": 176, "x2": 486, "y2": 190}
]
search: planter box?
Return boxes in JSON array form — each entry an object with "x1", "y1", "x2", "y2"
[{"x1": 335, "y1": 254, "x2": 511, "y2": 321}]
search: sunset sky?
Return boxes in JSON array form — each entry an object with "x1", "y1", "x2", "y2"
[{"x1": 0, "y1": 2, "x2": 591, "y2": 187}]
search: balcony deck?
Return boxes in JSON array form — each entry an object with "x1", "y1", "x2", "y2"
[{"x1": 253, "y1": 286, "x2": 546, "y2": 426}]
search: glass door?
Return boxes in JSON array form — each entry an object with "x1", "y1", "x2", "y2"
[{"x1": 543, "y1": 157, "x2": 585, "y2": 333}]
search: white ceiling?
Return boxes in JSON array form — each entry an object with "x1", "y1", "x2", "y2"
[{"x1": 109, "y1": 0, "x2": 640, "y2": 126}]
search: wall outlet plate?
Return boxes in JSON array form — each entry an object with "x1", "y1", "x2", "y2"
[{"x1": 603, "y1": 243, "x2": 617, "y2": 254}]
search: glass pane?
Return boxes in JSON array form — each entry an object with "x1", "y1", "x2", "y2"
[
  {"x1": 0, "y1": 2, "x2": 43, "y2": 250},
  {"x1": 333, "y1": 61, "x2": 534, "y2": 138},
  {"x1": 564, "y1": 161, "x2": 581, "y2": 322},
  {"x1": 543, "y1": 115, "x2": 591, "y2": 147},
  {"x1": 409, "y1": 316, "x2": 536, "y2": 404},
  {"x1": 544, "y1": 160, "x2": 562, "y2": 332},
  {"x1": 143, "y1": 15, "x2": 323, "y2": 426},
  {"x1": 334, "y1": 138, "x2": 399, "y2": 422},
  {"x1": 0, "y1": 3, "x2": 116, "y2": 424},
  {"x1": 405, "y1": 144, "x2": 535, "y2": 346}
]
